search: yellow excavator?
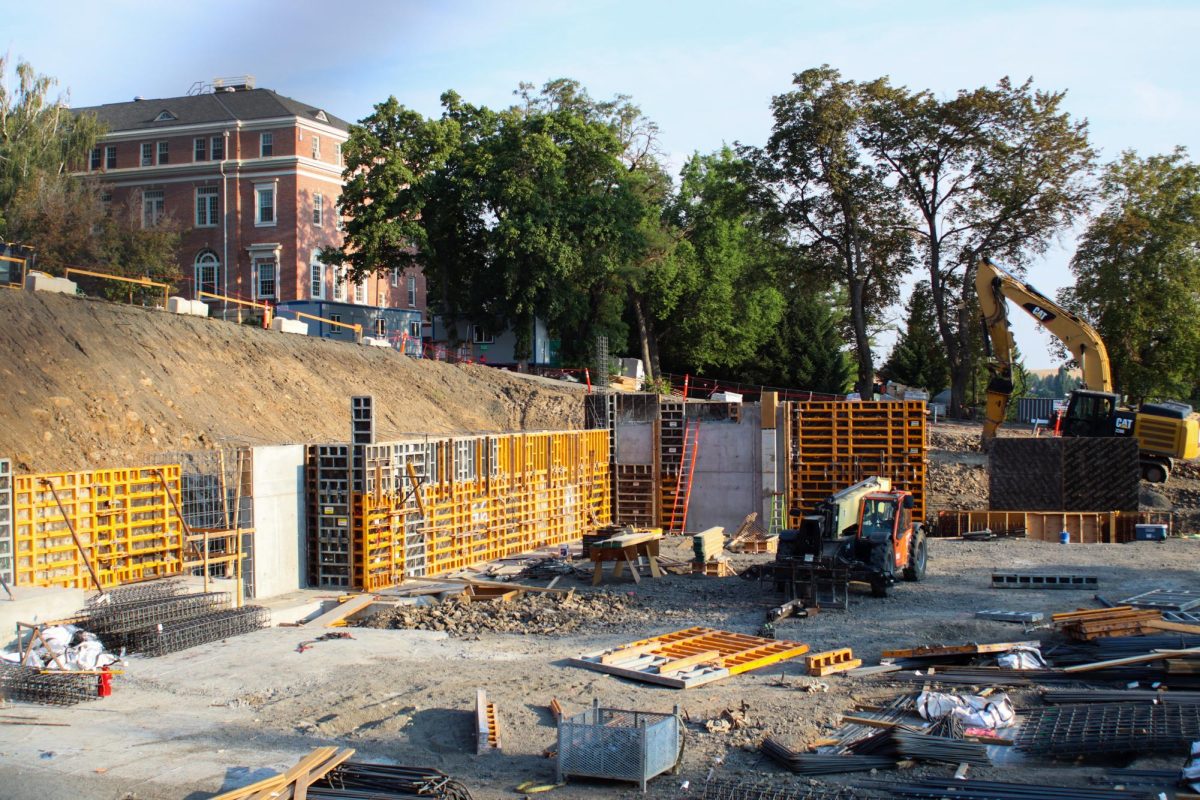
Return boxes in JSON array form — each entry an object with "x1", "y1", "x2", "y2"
[{"x1": 977, "y1": 257, "x2": 1199, "y2": 483}]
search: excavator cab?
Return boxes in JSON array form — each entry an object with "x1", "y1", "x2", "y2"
[{"x1": 1063, "y1": 390, "x2": 1120, "y2": 438}]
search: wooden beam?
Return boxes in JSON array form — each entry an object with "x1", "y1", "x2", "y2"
[
  {"x1": 1061, "y1": 645, "x2": 1200, "y2": 673},
  {"x1": 1144, "y1": 619, "x2": 1200, "y2": 635},
  {"x1": 657, "y1": 650, "x2": 723, "y2": 675},
  {"x1": 307, "y1": 594, "x2": 376, "y2": 628}
]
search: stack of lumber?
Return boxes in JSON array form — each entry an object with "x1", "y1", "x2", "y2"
[
  {"x1": 212, "y1": 747, "x2": 354, "y2": 799},
  {"x1": 1053, "y1": 606, "x2": 1198, "y2": 641},
  {"x1": 691, "y1": 527, "x2": 725, "y2": 561},
  {"x1": 726, "y1": 513, "x2": 779, "y2": 554}
]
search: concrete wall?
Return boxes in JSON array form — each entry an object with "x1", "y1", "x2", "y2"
[
  {"x1": 687, "y1": 405, "x2": 762, "y2": 533},
  {"x1": 251, "y1": 445, "x2": 306, "y2": 599},
  {"x1": 615, "y1": 423, "x2": 653, "y2": 465}
]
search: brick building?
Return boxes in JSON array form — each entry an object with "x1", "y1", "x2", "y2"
[{"x1": 73, "y1": 78, "x2": 426, "y2": 328}]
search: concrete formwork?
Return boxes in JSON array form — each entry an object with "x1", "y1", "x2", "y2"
[{"x1": 251, "y1": 445, "x2": 306, "y2": 599}]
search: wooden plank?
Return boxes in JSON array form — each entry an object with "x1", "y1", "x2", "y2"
[
  {"x1": 1052, "y1": 605, "x2": 1135, "y2": 621},
  {"x1": 1061, "y1": 645, "x2": 1200, "y2": 674},
  {"x1": 1144, "y1": 619, "x2": 1200, "y2": 635},
  {"x1": 292, "y1": 748, "x2": 354, "y2": 800},
  {"x1": 307, "y1": 594, "x2": 376, "y2": 628},
  {"x1": 212, "y1": 747, "x2": 339, "y2": 800},
  {"x1": 882, "y1": 641, "x2": 1039, "y2": 659},
  {"x1": 811, "y1": 658, "x2": 863, "y2": 677},
  {"x1": 657, "y1": 650, "x2": 723, "y2": 675}
]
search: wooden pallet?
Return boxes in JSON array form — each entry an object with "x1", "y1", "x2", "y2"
[
  {"x1": 806, "y1": 648, "x2": 861, "y2": 676},
  {"x1": 691, "y1": 558, "x2": 734, "y2": 577},
  {"x1": 572, "y1": 627, "x2": 809, "y2": 689}
]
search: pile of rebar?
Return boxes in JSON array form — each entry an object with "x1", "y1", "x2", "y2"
[
  {"x1": 78, "y1": 592, "x2": 232, "y2": 650},
  {"x1": 125, "y1": 606, "x2": 269, "y2": 657},
  {"x1": 0, "y1": 663, "x2": 99, "y2": 706},
  {"x1": 310, "y1": 762, "x2": 474, "y2": 799},
  {"x1": 762, "y1": 736, "x2": 895, "y2": 775},
  {"x1": 1043, "y1": 688, "x2": 1200, "y2": 705},
  {"x1": 888, "y1": 729, "x2": 990, "y2": 765},
  {"x1": 860, "y1": 778, "x2": 1155, "y2": 799},
  {"x1": 1016, "y1": 701, "x2": 1200, "y2": 757},
  {"x1": 87, "y1": 579, "x2": 188, "y2": 607},
  {"x1": 700, "y1": 778, "x2": 866, "y2": 800}
]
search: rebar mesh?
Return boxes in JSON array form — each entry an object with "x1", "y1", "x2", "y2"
[
  {"x1": 0, "y1": 663, "x2": 99, "y2": 706},
  {"x1": 86, "y1": 578, "x2": 188, "y2": 608},
  {"x1": 81, "y1": 592, "x2": 232, "y2": 649},
  {"x1": 702, "y1": 778, "x2": 864, "y2": 799},
  {"x1": 125, "y1": 605, "x2": 269, "y2": 657},
  {"x1": 1017, "y1": 702, "x2": 1200, "y2": 757}
]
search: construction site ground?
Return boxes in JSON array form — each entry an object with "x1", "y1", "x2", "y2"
[{"x1": 2, "y1": 535, "x2": 1197, "y2": 800}]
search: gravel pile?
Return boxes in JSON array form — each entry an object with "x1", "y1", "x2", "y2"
[{"x1": 358, "y1": 590, "x2": 644, "y2": 636}]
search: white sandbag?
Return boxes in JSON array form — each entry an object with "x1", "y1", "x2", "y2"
[
  {"x1": 917, "y1": 690, "x2": 1014, "y2": 729},
  {"x1": 40, "y1": 625, "x2": 72, "y2": 654},
  {"x1": 995, "y1": 645, "x2": 1047, "y2": 670}
]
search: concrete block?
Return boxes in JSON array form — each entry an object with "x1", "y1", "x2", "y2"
[
  {"x1": 0, "y1": 585, "x2": 89, "y2": 649},
  {"x1": 189, "y1": 300, "x2": 210, "y2": 317},
  {"x1": 167, "y1": 296, "x2": 191, "y2": 314},
  {"x1": 620, "y1": 357, "x2": 645, "y2": 379},
  {"x1": 269, "y1": 317, "x2": 309, "y2": 336},
  {"x1": 24, "y1": 271, "x2": 78, "y2": 296},
  {"x1": 362, "y1": 336, "x2": 391, "y2": 348},
  {"x1": 711, "y1": 391, "x2": 743, "y2": 403}
]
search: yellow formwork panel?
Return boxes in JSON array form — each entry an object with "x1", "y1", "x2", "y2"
[{"x1": 12, "y1": 465, "x2": 184, "y2": 589}]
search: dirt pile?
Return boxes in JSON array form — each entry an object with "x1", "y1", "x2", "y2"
[
  {"x1": 0, "y1": 292, "x2": 584, "y2": 471},
  {"x1": 358, "y1": 591, "x2": 643, "y2": 636}
]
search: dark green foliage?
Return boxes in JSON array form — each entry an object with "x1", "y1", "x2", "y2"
[
  {"x1": 740, "y1": 283, "x2": 852, "y2": 394},
  {"x1": 881, "y1": 281, "x2": 948, "y2": 396}
]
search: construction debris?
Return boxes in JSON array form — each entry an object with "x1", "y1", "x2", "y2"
[
  {"x1": 358, "y1": 590, "x2": 640, "y2": 636},
  {"x1": 1120, "y1": 588, "x2": 1200, "y2": 611}
]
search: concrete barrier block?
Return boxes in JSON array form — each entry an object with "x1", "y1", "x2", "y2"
[
  {"x1": 269, "y1": 317, "x2": 309, "y2": 335},
  {"x1": 189, "y1": 300, "x2": 210, "y2": 317},
  {"x1": 167, "y1": 296, "x2": 191, "y2": 314},
  {"x1": 363, "y1": 336, "x2": 392, "y2": 348},
  {"x1": 24, "y1": 271, "x2": 78, "y2": 295}
]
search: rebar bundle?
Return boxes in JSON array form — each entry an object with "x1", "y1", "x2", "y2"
[
  {"x1": 0, "y1": 663, "x2": 99, "y2": 706},
  {"x1": 701, "y1": 778, "x2": 866, "y2": 800},
  {"x1": 762, "y1": 736, "x2": 896, "y2": 775},
  {"x1": 80, "y1": 592, "x2": 232, "y2": 648},
  {"x1": 1016, "y1": 702, "x2": 1200, "y2": 757},
  {"x1": 86, "y1": 578, "x2": 187, "y2": 607},
  {"x1": 124, "y1": 606, "x2": 269, "y2": 657},
  {"x1": 887, "y1": 729, "x2": 990, "y2": 765},
  {"x1": 860, "y1": 778, "x2": 1156, "y2": 799},
  {"x1": 1043, "y1": 688, "x2": 1200, "y2": 705},
  {"x1": 310, "y1": 762, "x2": 474, "y2": 800}
]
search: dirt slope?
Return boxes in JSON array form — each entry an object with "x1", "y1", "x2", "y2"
[{"x1": 0, "y1": 291, "x2": 584, "y2": 472}]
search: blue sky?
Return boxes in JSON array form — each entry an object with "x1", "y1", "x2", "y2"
[{"x1": 6, "y1": 0, "x2": 1199, "y2": 369}]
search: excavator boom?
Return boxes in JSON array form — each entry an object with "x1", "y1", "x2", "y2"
[{"x1": 976, "y1": 258, "x2": 1112, "y2": 443}]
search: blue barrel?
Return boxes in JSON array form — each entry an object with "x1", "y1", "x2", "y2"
[{"x1": 1060, "y1": 530, "x2": 1070, "y2": 545}]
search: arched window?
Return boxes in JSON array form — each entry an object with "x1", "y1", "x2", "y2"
[{"x1": 194, "y1": 250, "x2": 220, "y2": 298}]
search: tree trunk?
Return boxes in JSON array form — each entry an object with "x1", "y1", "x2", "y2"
[
  {"x1": 631, "y1": 292, "x2": 656, "y2": 384},
  {"x1": 948, "y1": 281, "x2": 975, "y2": 417},
  {"x1": 849, "y1": 277, "x2": 874, "y2": 398}
]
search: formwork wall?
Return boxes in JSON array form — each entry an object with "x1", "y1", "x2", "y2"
[
  {"x1": 0, "y1": 459, "x2": 12, "y2": 585},
  {"x1": 934, "y1": 509, "x2": 1172, "y2": 543},
  {"x1": 11, "y1": 465, "x2": 185, "y2": 590},
  {"x1": 784, "y1": 401, "x2": 926, "y2": 527},
  {"x1": 307, "y1": 429, "x2": 612, "y2": 591},
  {"x1": 990, "y1": 437, "x2": 1140, "y2": 512}
]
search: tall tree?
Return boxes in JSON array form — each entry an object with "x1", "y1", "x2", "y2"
[
  {"x1": 742, "y1": 281, "x2": 853, "y2": 394},
  {"x1": 1062, "y1": 148, "x2": 1200, "y2": 404},
  {"x1": 753, "y1": 66, "x2": 915, "y2": 398},
  {"x1": 860, "y1": 76, "x2": 1094, "y2": 416},
  {"x1": 881, "y1": 280, "x2": 949, "y2": 396}
]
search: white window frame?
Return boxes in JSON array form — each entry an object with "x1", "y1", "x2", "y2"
[
  {"x1": 353, "y1": 277, "x2": 366, "y2": 305},
  {"x1": 194, "y1": 251, "x2": 220, "y2": 297},
  {"x1": 312, "y1": 192, "x2": 323, "y2": 226},
  {"x1": 254, "y1": 182, "x2": 276, "y2": 227},
  {"x1": 390, "y1": 269, "x2": 398, "y2": 288},
  {"x1": 471, "y1": 325, "x2": 494, "y2": 344},
  {"x1": 105, "y1": 145, "x2": 117, "y2": 169},
  {"x1": 311, "y1": 134, "x2": 321, "y2": 159},
  {"x1": 211, "y1": 135, "x2": 224, "y2": 161},
  {"x1": 140, "y1": 142, "x2": 153, "y2": 166},
  {"x1": 260, "y1": 131, "x2": 273, "y2": 157},
  {"x1": 408, "y1": 320, "x2": 421, "y2": 338},
  {"x1": 374, "y1": 317, "x2": 387, "y2": 337},
  {"x1": 335, "y1": 142, "x2": 343, "y2": 166},
  {"x1": 310, "y1": 250, "x2": 325, "y2": 300},
  {"x1": 194, "y1": 138, "x2": 206, "y2": 162},
  {"x1": 142, "y1": 189, "x2": 165, "y2": 228},
  {"x1": 157, "y1": 141, "x2": 169, "y2": 164},
  {"x1": 89, "y1": 147, "x2": 101, "y2": 171},
  {"x1": 195, "y1": 187, "x2": 219, "y2": 227},
  {"x1": 254, "y1": 257, "x2": 277, "y2": 300},
  {"x1": 406, "y1": 275, "x2": 417, "y2": 307},
  {"x1": 333, "y1": 267, "x2": 347, "y2": 302}
]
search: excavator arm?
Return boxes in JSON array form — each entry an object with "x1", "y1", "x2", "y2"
[{"x1": 976, "y1": 258, "x2": 1113, "y2": 443}]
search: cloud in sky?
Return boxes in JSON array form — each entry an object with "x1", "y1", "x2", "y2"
[{"x1": 5, "y1": 0, "x2": 1198, "y2": 368}]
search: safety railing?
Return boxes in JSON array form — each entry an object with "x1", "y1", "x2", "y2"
[
  {"x1": 0, "y1": 254, "x2": 27, "y2": 289},
  {"x1": 273, "y1": 306, "x2": 363, "y2": 340},
  {"x1": 65, "y1": 267, "x2": 170, "y2": 308},
  {"x1": 196, "y1": 291, "x2": 274, "y2": 328}
]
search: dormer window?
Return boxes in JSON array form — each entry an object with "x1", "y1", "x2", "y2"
[
  {"x1": 314, "y1": 110, "x2": 328, "y2": 122},
  {"x1": 154, "y1": 110, "x2": 177, "y2": 122}
]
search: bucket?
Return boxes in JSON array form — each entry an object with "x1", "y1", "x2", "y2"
[{"x1": 1059, "y1": 530, "x2": 1070, "y2": 545}]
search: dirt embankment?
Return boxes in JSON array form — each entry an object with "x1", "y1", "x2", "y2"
[{"x1": 0, "y1": 292, "x2": 584, "y2": 472}]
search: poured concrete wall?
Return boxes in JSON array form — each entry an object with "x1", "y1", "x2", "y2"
[
  {"x1": 251, "y1": 445, "x2": 306, "y2": 599},
  {"x1": 687, "y1": 405, "x2": 762, "y2": 533}
]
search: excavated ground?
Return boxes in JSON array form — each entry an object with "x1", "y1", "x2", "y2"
[{"x1": 0, "y1": 291, "x2": 584, "y2": 472}]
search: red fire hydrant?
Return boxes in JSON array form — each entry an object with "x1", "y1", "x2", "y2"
[{"x1": 97, "y1": 667, "x2": 113, "y2": 698}]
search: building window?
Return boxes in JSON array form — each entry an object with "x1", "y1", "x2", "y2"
[
  {"x1": 471, "y1": 325, "x2": 494, "y2": 344},
  {"x1": 312, "y1": 193, "x2": 323, "y2": 226},
  {"x1": 105, "y1": 145, "x2": 117, "y2": 169},
  {"x1": 330, "y1": 314, "x2": 342, "y2": 324},
  {"x1": 255, "y1": 184, "x2": 275, "y2": 226},
  {"x1": 255, "y1": 258, "x2": 277, "y2": 299},
  {"x1": 353, "y1": 278, "x2": 366, "y2": 305},
  {"x1": 100, "y1": 191, "x2": 112, "y2": 215},
  {"x1": 336, "y1": 143, "x2": 343, "y2": 166},
  {"x1": 142, "y1": 189, "x2": 165, "y2": 228},
  {"x1": 194, "y1": 138, "x2": 206, "y2": 161},
  {"x1": 89, "y1": 148, "x2": 101, "y2": 171},
  {"x1": 194, "y1": 251, "x2": 220, "y2": 297},
  {"x1": 157, "y1": 141, "x2": 169, "y2": 164},
  {"x1": 333, "y1": 267, "x2": 347, "y2": 302},
  {"x1": 374, "y1": 318, "x2": 387, "y2": 337},
  {"x1": 408, "y1": 320, "x2": 421, "y2": 338},
  {"x1": 140, "y1": 142, "x2": 153, "y2": 166},
  {"x1": 260, "y1": 132, "x2": 273, "y2": 157},
  {"x1": 211, "y1": 135, "x2": 224, "y2": 161},
  {"x1": 195, "y1": 187, "x2": 219, "y2": 227},
  {"x1": 390, "y1": 269, "x2": 398, "y2": 287},
  {"x1": 310, "y1": 250, "x2": 324, "y2": 300},
  {"x1": 311, "y1": 135, "x2": 321, "y2": 159},
  {"x1": 407, "y1": 275, "x2": 417, "y2": 307}
]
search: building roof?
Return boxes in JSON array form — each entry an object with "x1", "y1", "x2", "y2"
[{"x1": 73, "y1": 88, "x2": 351, "y2": 133}]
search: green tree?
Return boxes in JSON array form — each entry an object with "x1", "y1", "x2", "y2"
[
  {"x1": 881, "y1": 281, "x2": 949, "y2": 396},
  {"x1": 752, "y1": 66, "x2": 916, "y2": 398},
  {"x1": 0, "y1": 56, "x2": 103, "y2": 236},
  {"x1": 860, "y1": 76, "x2": 1094, "y2": 417},
  {"x1": 742, "y1": 280, "x2": 852, "y2": 393},
  {"x1": 1062, "y1": 148, "x2": 1200, "y2": 404}
]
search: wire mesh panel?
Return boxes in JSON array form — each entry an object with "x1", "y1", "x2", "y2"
[
  {"x1": 557, "y1": 703, "x2": 679, "y2": 791},
  {"x1": 0, "y1": 458, "x2": 12, "y2": 585}
]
